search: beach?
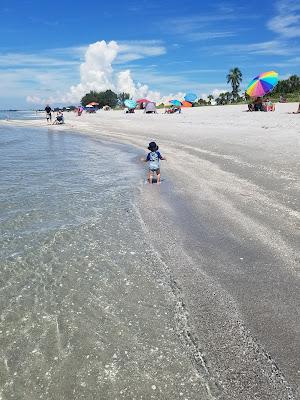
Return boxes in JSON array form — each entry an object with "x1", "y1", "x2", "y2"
[{"x1": 0, "y1": 104, "x2": 299, "y2": 399}]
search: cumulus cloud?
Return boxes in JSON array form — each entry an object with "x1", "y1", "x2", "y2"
[
  {"x1": 61, "y1": 40, "x2": 118, "y2": 103},
  {"x1": 59, "y1": 40, "x2": 180, "y2": 105},
  {"x1": 26, "y1": 39, "x2": 186, "y2": 105},
  {"x1": 212, "y1": 88, "x2": 227, "y2": 97}
]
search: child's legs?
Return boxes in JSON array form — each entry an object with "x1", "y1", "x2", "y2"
[
  {"x1": 147, "y1": 169, "x2": 153, "y2": 183},
  {"x1": 156, "y1": 169, "x2": 161, "y2": 182}
]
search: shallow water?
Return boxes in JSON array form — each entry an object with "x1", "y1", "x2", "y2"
[
  {"x1": 0, "y1": 126, "x2": 207, "y2": 399},
  {"x1": 0, "y1": 111, "x2": 43, "y2": 121},
  {"x1": 0, "y1": 126, "x2": 139, "y2": 259}
]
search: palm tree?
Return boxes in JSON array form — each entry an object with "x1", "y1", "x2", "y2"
[
  {"x1": 117, "y1": 92, "x2": 130, "y2": 105},
  {"x1": 207, "y1": 94, "x2": 214, "y2": 104},
  {"x1": 227, "y1": 68, "x2": 243, "y2": 101},
  {"x1": 224, "y1": 92, "x2": 232, "y2": 103},
  {"x1": 288, "y1": 75, "x2": 300, "y2": 92},
  {"x1": 216, "y1": 93, "x2": 227, "y2": 105}
]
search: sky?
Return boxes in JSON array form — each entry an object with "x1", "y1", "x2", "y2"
[{"x1": 0, "y1": 0, "x2": 299, "y2": 108}]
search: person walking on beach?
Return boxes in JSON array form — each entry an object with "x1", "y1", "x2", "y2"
[
  {"x1": 144, "y1": 141, "x2": 166, "y2": 184},
  {"x1": 45, "y1": 105, "x2": 52, "y2": 123}
]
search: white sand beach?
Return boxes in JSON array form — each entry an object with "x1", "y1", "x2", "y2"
[{"x1": 1, "y1": 103, "x2": 300, "y2": 398}]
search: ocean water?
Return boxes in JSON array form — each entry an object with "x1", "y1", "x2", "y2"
[
  {"x1": 0, "y1": 126, "x2": 140, "y2": 259},
  {"x1": 0, "y1": 110, "x2": 43, "y2": 121},
  {"x1": 0, "y1": 126, "x2": 204, "y2": 399}
]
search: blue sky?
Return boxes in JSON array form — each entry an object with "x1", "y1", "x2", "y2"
[{"x1": 0, "y1": 0, "x2": 299, "y2": 108}]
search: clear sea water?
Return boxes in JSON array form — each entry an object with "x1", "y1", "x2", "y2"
[
  {"x1": 0, "y1": 110, "x2": 43, "y2": 121},
  {"x1": 0, "y1": 124, "x2": 201, "y2": 399},
  {"x1": 0, "y1": 125, "x2": 141, "y2": 260}
]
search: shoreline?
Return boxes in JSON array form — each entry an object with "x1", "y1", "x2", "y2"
[{"x1": 1, "y1": 105, "x2": 300, "y2": 398}]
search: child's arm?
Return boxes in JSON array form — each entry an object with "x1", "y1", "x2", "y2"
[
  {"x1": 158, "y1": 152, "x2": 166, "y2": 161},
  {"x1": 141, "y1": 153, "x2": 150, "y2": 163}
]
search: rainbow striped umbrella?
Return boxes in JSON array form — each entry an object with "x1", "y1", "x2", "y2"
[{"x1": 246, "y1": 71, "x2": 278, "y2": 97}]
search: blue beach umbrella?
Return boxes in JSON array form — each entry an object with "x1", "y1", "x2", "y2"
[
  {"x1": 169, "y1": 99, "x2": 182, "y2": 106},
  {"x1": 184, "y1": 93, "x2": 197, "y2": 103},
  {"x1": 124, "y1": 99, "x2": 137, "y2": 109}
]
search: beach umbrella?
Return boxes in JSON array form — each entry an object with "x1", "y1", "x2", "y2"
[
  {"x1": 246, "y1": 71, "x2": 279, "y2": 97},
  {"x1": 169, "y1": 99, "x2": 182, "y2": 106},
  {"x1": 145, "y1": 102, "x2": 157, "y2": 112},
  {"x1": 136, "y1": 98, "x2": 150, "y2": 103},
  {"x1": 181, "y1": 100, "x2": 193, "y2": 107},
  {"x1": 124, "y1": 99, "x2": 137, "y2": 109},
  {"x1": 184, "y1": 93, "x2": 197, "y2": 103}
]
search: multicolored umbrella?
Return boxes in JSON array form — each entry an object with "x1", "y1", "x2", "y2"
[
  {"x1": 184, "y1": 93, "x2": 197, "y2": 103},
  {"x1": 124, "y1": 99, "x2": 137, "y2": 109},
  {"x1": 246, "y1": 71, "x2": 278, "y2": 97},
  {"x1": 169, "y1": 99, "x2": 182, "y2": 106}
]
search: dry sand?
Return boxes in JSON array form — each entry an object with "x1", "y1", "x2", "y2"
[{"x1": 2, "y1": 103, "x2": 299, "y2": 398}]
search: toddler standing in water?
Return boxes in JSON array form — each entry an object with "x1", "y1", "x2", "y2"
[{"x1": 144, "y1": 141, "x2": 166, "y2": 183}]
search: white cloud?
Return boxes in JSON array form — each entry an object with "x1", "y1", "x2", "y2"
[
  {"x1": 165, "y1": 15, "x2": 235, "y2": 35},
  {"x1": 212, "y1": 88, "x2": 227, "y2": 97},
  {"x1": 198, "y1": 89, "x2": 227, "y2": 100},
  {"x1": 163, "y1": 15, "x2": 238, "y2": 42},
  {"x1": 271, "y1": 56, "x2": 300, "y2": 67},
  {"x1": 22, "y1": 39, "x2": 232, "y2": 107},
  {"x1": 26, "y1": 95, "x2": 42, "y2": 104},
  {"x1": 187, "y1": 31, "x2": 235, "y2": 41},
  {"x1": 268, "y1": 0, "x2": 300, "y2": 37},
  {"x1": 116, "y1": 40, "x2": 166, "y2": 63},
  {"x1": 60, "y1": 40, "x2": 175, "y2": 105},
  {"x1": 209, "y1": 40, "x2": 294, "y2": 56},
  {"x1": 0, "y1": 53, "x2": 79, "y2": 67},
  {"x1": 61, "y1": 41, "x2": 131, "y2": 103},
  {"x1": 268, "y1": 14, "x2": 300, "y2": 38},
  {"x1": 26, "y1": 95, "x2": 57, "y2": 105}
]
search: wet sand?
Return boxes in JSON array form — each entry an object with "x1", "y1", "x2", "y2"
[{"x1": 1, "y1": 104, "x2": 299, "y2": 398}]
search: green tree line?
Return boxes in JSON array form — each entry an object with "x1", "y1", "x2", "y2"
[
  {"x1": 211, "y1": 71, "x2": 299, "y2": 106},
  {"x1": 81, "y1": 90, "x2": 130, "y2": 108},
  {"x1": 271, "y1": 75, "x2": 300, "y2": 95},
  {"x1": 80, "y1": 72, "x2": 299, "y2": 109}
]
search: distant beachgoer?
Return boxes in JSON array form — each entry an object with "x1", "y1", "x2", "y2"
[
  {"x1": 143, "y1": 141, "x2": 166, "y2": 184},
  {"x1": 288, "y1": 103, "x2": 300, "y2": 114},
  {"x1": 254, "y1": 97, "x2": 264, "y2": 111},
  {"x1": 248, "y1": 103, "x2": 254, "y2": 111},
  {"x1": 45, "y1": 105, "x2": 52, "y2": 122},
  {"x1": 264, "y1": 98, "x2": 275, "y2": 112},
  {"x1": 52, "y1": 111, "x2": 64, "y2": 125},
  {"x1": 165, "y1": 106, "x2": 181, "y2": 114},
  {"x1": 279, "y1": 95, "x2": 287, "y2": 103},
  {"x1": 125, "y1": 108, "x2": 135, "y2": 113}
]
